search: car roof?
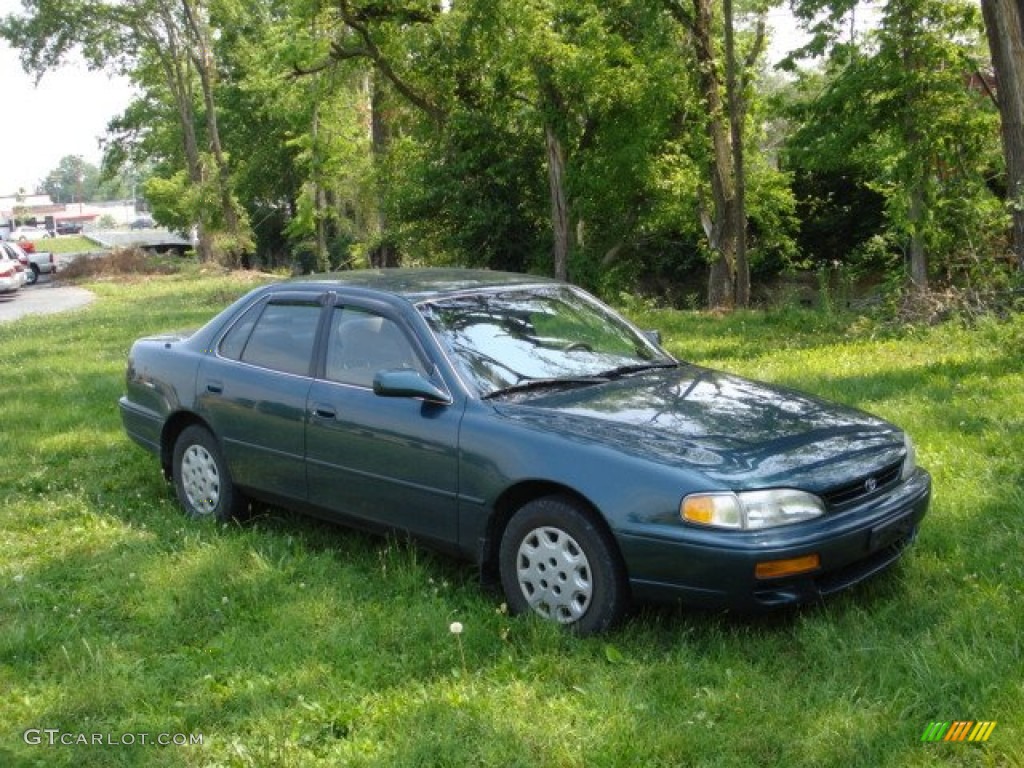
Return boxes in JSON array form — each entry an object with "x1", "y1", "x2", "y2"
[{"x1": 278, "y1": 268, "x2": 563, "y2": 303}]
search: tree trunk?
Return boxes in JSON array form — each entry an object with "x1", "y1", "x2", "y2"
[
  {"x1": 691, "y1": 0, "x2": 737, "y2": 309},
  {"x1": 150, "y1": 11, "x2": 214, "y2": 263},
  {"x1": 898, "y1": 0, "x2": 928, "y2": 290},
  {"x1": 369, "y1": 75, "x2": 399, "y2": 268},
  {"x1": 723, "y1": 0, "x2": 749, "y2": 307},
  {"x1": 545, "y1": 124, "x2": 570, "y2": 282},
  {"x1": 981, "y1": 0, "x2": 1024, "y2": 269},
  {"x1": 908, "y1": 184, "x2": 928, "y2": 288},
  {"x1": 311, "y1": 97, "x2": 329, "y2": 271},
  {"x1": 182, "y1": 0, "x2": 247, "y2": 266}
]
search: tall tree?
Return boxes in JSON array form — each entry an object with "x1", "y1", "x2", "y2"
[
  {"x1": 40, "y1": 156, "x2": 100, "y2": 204},
  {"x1": 664, "y1": 0, "x2": 766, "y2": 308},
  {"x1": 980, "y1": 0, "x2": 1024, "y2": 269}
]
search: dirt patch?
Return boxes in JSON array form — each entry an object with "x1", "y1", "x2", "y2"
[{"x1": 58, "y1": 248, "x2": 179, "y2": 280}]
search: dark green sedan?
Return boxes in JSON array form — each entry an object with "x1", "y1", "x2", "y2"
[{"x1": 119, "y1": 269, "x2": 930, "y2": 634}]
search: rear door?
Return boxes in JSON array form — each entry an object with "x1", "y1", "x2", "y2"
[{"x1": 197, "y1": 293, "x2": 326, "y2": 501}]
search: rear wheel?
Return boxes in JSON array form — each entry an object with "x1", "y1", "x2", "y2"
[
  {"x1": 499, "y1": 496, "x2": 628, "y2": 635},
  {"x1": 26, "y1": 265, "x2": 39, "y2": 285},
  {"x1": 172, "y1": 425, "x2": 248, "y2": 521}
]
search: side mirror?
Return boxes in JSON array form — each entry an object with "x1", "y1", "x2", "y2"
[{"x1": 373, "y1": 369, "x2": 452, "y2": 405}]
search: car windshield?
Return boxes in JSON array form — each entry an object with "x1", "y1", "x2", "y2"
[{"x1": 418, "y1": 285, "x2": 675, "y2": 398}]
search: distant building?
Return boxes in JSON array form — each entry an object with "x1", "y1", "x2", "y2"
[
  {"x1": 0, "y1": 193, "x2": 55, "y2": 216},
  {"x1": 0, "y1": 194, "x2": 139, "y2": 230}
]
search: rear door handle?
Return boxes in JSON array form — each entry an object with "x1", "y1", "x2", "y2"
[{"x1": 206, "y1": 380, "x2": 223, "y2": 394}]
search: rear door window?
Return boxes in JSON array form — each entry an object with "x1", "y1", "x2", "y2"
[{"x1": 220, "y1": 301, "x2": 322, "y2": 377}]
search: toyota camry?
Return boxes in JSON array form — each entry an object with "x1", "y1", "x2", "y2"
[{"x1": 119, "y1": 269, "x2": 930, "y2": 634}]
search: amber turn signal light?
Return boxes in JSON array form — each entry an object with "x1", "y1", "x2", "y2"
[{"x1": 754, "y1": 553, "x2": 821, "y2": 580}]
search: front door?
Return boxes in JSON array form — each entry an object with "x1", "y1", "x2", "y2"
[{"x1": 305, "y1": 304, "x2": 461, "y2": 544}]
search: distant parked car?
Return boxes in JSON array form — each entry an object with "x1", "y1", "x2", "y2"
[
  {"x1": 0, "y1": 248, "x2": 27, "y2": 293},
  {"x1": 9, "y1": 225, "x2": 53, "y2": 241},
  {"x1": 55, "y1": 221, "x2": 83, "y2": 235},
  {"x1": 130, "y1": 216, "x2": 155, "y2": 230}
]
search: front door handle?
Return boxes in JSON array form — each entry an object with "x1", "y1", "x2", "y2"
[{"x1": 312, "y1": 403, "x2": 337, "y2": 420}]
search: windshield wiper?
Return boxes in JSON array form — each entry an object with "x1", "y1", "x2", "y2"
[
  {"x1": 598, "y1": 361, "x2": 678, "y2": 379},
  {"x1": 482, "y1": 376, "x2": 609, "y2": 400}
]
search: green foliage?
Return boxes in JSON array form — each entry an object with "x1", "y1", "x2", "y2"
[
  {"x1": 143, "y1": 171, "x2": 205, "y2": 235},
  {"x1": 782, "y1": 0, "x2": 1004, "y2": 287},
  {"x1": 1, "y1": 273, "x2": 1022, "y2": 766},
  {"x1": 39, "y1": 156, "x2": 108, "y2": 204},
  {"x1": 44, "y1": 235, "x2": 97, "y2": 254},
  {"x1": 387, "y1": 113, "x2": 549, "y2": 273},
  {"x1": 3, "y1": 0, "x2": 1020, "y2": 299}
]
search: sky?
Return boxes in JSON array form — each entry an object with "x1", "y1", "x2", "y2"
[
  {"x1": 0, "y1": 0, "x2": 135, "y2": 196},
  {"x1": 0, "y1": 0, "x2": 820, "y2": 199}
]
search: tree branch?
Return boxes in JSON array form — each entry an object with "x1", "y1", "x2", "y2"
[
  {"x1": 744, "y1": 18, "x2": 767, "y2": 72},
  {"x1": 662, "y1": 0, "x2": 694, "y2": 33},
  {"x1": 330, "y1": 3, "x2": 445, "y2": 122}
]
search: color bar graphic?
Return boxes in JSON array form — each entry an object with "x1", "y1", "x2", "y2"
[{"x1": 921, "y1": 721, "x2": 997, "y2": 743}]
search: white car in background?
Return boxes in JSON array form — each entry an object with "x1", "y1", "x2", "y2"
[
  {"x1": 0, "y1": 240, "x2": 57, "y2": 285},
  {"x1": 7, "y1": 225, "x2": 54, "y2": 242},
  {"x1": 0, "y1": 248, "x2": 28, "y2": 294}
]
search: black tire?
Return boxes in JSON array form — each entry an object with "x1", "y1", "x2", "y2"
[
  {"x1": 26, "y1": 265, "x2": 39, "y2": 285},
  {"x1": 499, "y1": 496, "x2": 628, "y2": 635},
  {"x1": 171, "y1": 425, "x2": 248, "y2": 522}
]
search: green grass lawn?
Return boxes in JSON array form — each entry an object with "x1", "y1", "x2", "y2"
[
  {"x1": 1, "y1": 272, "x2": 1021, "y2": 767},
  {"x1": 41, "y1": 235, "x2": 103, "y2": 255}
]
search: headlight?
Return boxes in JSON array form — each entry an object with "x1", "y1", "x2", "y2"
[
  {"x1": 901, "y1": 434, "x2": 917, "y2": 480},
  {"x1": 682, "y1": 489, "x2": 825, "y2": 530}
]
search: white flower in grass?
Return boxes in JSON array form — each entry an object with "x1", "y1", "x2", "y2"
[{"x1": 449, "y1": 621, "x2": 463, "y2": 635}]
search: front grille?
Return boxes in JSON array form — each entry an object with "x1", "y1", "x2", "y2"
[{"x1": 822, "y1": 461, "x2": 903, "y2": 509}]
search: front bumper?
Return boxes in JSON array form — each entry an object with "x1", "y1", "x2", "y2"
[{"x1": 620, "y1": 468, "x2": 931, "y2": 610}]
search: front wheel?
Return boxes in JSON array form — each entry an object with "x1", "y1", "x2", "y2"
[
  {"x1": 172, "y1": 425, "x2": 248, "y2": 521},
  {"x1": 499, "y1": 496, "x2": 628, "y2": 635},
  {"x1": 26, "y1": 265, "x2": 39, "y2": 285}
]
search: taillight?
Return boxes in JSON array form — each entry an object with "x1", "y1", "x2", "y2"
[{"x1": 0, "y1": 265, "x2": 15, "y2": 278}]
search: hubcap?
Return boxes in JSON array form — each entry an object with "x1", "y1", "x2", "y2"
[
  {"x1": 180, "y1": 444, "x2": 221, "y2": 516},
  {"x1": 516, "y1": 526, "x2": 592, "y2": 624}
]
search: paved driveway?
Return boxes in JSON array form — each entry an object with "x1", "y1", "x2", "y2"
[{"x1": 0, "y1": 280, "x2": 95, "y2": 323}]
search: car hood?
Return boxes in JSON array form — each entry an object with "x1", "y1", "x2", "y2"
[{"x1": 493, "y1": 365, "x2": 905, "y2": 491}]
